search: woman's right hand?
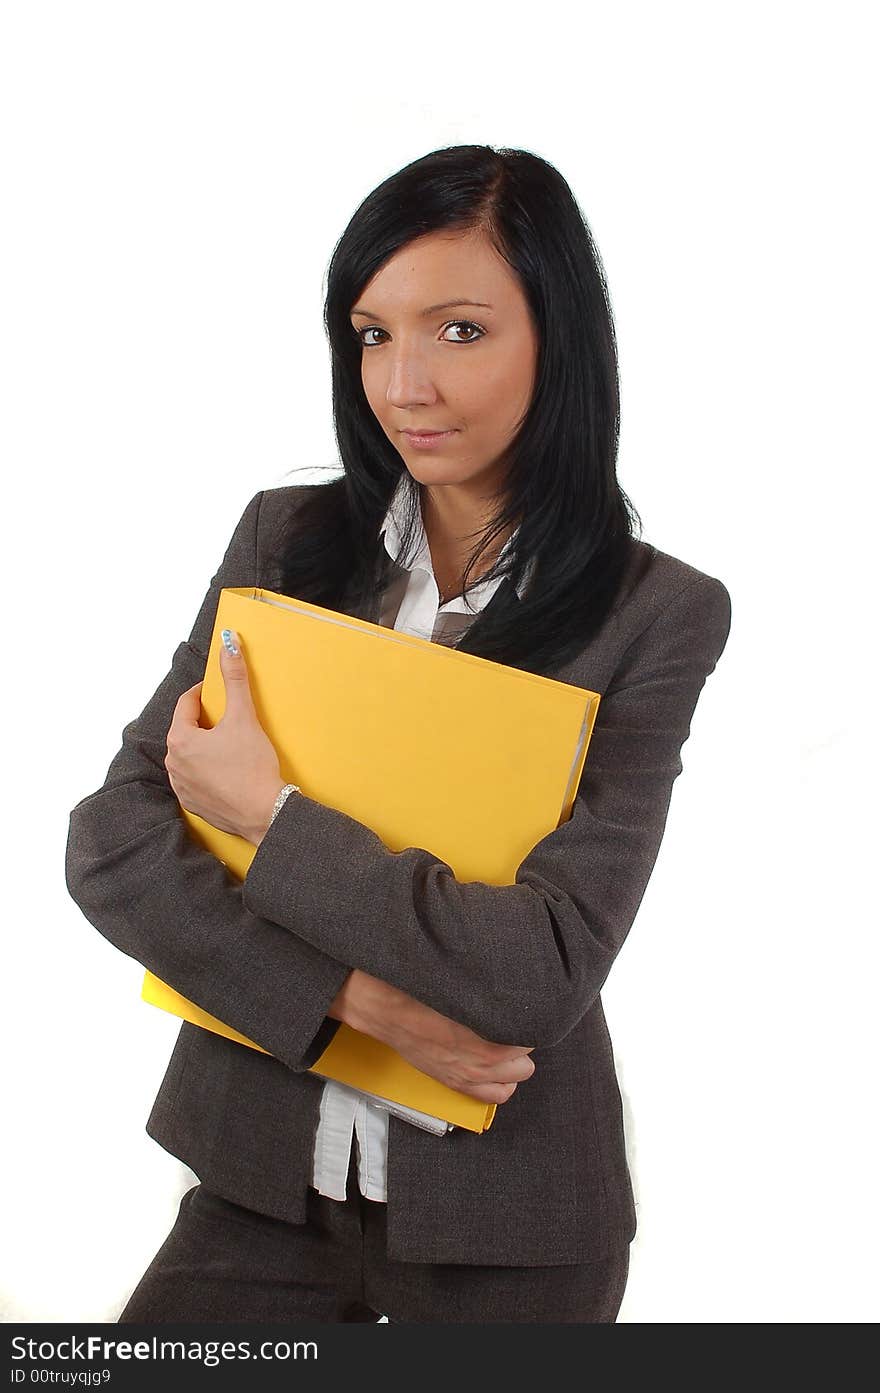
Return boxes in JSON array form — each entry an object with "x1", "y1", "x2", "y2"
[{"x1": 328, "y1": 969, "x2": 536, "y2": 1104}]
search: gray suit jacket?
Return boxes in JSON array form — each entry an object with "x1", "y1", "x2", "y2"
[{"x1": 65, "y1": 485, "x2": 732, "y2": 1267}]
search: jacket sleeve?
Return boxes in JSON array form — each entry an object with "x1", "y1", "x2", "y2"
[
  {"x1": 241, "y1": 572, "x2": 733, "y2": 1049},
  {"x1": 64, "y1": 489, "x2": 352, "y2": 1073}
]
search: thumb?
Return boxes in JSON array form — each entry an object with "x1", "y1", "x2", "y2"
[{"x1": 219, "y1": 628, "x2": 254, "y2": 713}]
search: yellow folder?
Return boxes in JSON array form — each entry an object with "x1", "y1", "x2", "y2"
[{"x1": 142, "y1": 586, "x2": 601, "y2": 1133}]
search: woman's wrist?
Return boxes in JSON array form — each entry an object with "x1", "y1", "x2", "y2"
[
  {"x1": 328, "y1": 968, "x2": 402, "y2": 1046},
  {"x1": 247, "y1": 780, "x2": 300, "y2": 847}
]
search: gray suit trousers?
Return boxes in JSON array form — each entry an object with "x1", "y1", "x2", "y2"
[{"x1": 118, "y1": 1145, "x2": 630, "y2": 1324}]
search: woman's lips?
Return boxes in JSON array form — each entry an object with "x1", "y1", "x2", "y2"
[{"x1": 401, "y1": 428, "x2": 457, "y2": 448}]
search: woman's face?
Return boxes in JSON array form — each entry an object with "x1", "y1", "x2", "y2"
[{"x1": 350, "y1": 227, "x2": 539, "y2": 504}]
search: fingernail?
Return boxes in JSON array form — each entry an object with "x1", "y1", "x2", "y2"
[{"x1": 221, "y1": 628, "x2": 239, "y2": 656}]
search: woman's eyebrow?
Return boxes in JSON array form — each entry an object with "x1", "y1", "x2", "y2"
[{"x1": 350, "y1": 299, "x2": 494, "y2": 319}]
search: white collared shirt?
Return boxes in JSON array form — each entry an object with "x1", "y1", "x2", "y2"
[{"x1": 310, "y1": 474, "x2": 532, "y2": 1202}]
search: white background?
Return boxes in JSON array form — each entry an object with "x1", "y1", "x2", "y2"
[{"x1": 2, "y1": 0, "x2": 877, "y2": 1324}]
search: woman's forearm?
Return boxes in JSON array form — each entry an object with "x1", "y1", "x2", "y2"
[
  {"x1": 326, "y1": 968, "x2": 536, "y2": 1105},
  {"x1": 326, "y1": 967, "x2": 406, "y2": 1045}
]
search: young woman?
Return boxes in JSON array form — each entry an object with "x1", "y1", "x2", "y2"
[{"x1": 65, "y1": 144, "x2": 732, "y2": 1324}]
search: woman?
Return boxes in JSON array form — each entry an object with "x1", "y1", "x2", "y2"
[{"x1": 65, "y1": 144, "x2": 732, "y2": 1323}]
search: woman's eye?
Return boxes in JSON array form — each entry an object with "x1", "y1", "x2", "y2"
[
  {"x1": 442, "y1": 320, "x2": 485, "y2": 344},
  {"x1": 352, "y1": 320, "x2": 485, "y2": 347},
  {"x1": 355, "y1": 326, "x2": 387, "y2": 347}
]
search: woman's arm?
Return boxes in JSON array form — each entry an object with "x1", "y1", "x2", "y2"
[
  {"x1": 241, "y1": 571, "x2": 733, "y2": 1051},
  {"x1": 329, "y1": 966, "x2": 536, "y2": 1104},
  {"x1": 65, "y1": 490, "x2": 354, "y2": 1073},
  {"x1": 65, "y1": 486, "x2": 540, "y2": 1099}
]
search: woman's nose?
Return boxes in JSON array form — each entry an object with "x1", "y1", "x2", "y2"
[{"x1": 384, "y1": 349, "x2": 437, "y2": 407}]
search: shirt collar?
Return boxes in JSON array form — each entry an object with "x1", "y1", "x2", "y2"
[{"x1": 379, "y1": 472, "x2": 533, "y2": 610}]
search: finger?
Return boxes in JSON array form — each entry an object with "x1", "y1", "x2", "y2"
[
  {"x1": 498, "y1": 1054, "x2": 536, "y2": 1082},
  {"x1": 461, "y1": 1080, "x2": 519, "y2": 1104},
  {"x1": 218, "y1": 628, "x2": 255, "y2": 718},
  {"x1": 475, "y1": 1053, "x2": 535, "y2": 1084},
  {"x1": 168, "y1": 682, "x2": 203, "y2": 735}
]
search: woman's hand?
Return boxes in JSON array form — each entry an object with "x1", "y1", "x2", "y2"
[
  {"x1": 164, "y1": 628, "x2": 285, "y2": 846},
  {"x1": 331, "y1": 969, "x2": 536, "y2": 1105}
]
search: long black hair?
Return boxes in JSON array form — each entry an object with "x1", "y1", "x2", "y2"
[{"x1": 269, "y1": 143, "x2": 646, "y2": 677}]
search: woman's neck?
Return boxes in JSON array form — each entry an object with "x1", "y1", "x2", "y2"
[{"x1": 420, "y1": 484, "x2": 516, "y2": 603}]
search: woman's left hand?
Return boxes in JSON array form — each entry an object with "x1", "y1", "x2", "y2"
[{"x1": 164, "y1": 629, "x2": 285, "y2": 846}]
